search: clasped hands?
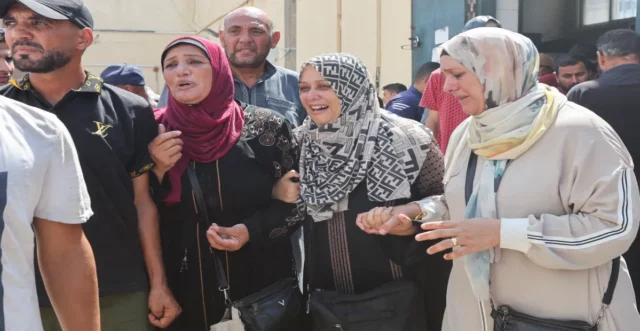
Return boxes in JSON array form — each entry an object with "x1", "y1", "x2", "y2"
[{"x1": 356, "y1": 204, "x2": 501, "y2": 260}]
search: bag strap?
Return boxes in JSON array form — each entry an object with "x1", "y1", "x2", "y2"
[
  {"x1": 603, "y1": 257, "x2": 620, "y2": 306},
  {"x1": 187, "y1": 162, "x2": 232, "y2": 304},
  {"x1": 464, "y1": 153, "x2": 620, "y2": 313},
  {"x1": 465, "y1": 153, "x2": 478, "y2": 204},
  {"x1": 305, "y1": 213, "x2": 314, "y2": 311}
]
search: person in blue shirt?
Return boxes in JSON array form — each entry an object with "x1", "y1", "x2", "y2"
[
  {"x1": 385, "y1": 62, "x2": 440, "y2": 122},
  {"x1": 219, "y1": 7, "x2": 306, "y2": 126}
]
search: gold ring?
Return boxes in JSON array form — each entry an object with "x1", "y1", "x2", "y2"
[{"x1": 451, "y1": 237, "x2": 458, "y2": 247}]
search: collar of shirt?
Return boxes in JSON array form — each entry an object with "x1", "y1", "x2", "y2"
[
  {"x1": 232, "y1": 60, "x2": 278, "y2": 87},
  {"x1": 389, "y1": 86, "x2": 422, "y2": 103},
  {"x1": 9, "y1": 71, "x2": 104, "y2": 94},
  {"x1": 598, "y1": 63, "x2": 640, "y2": 86},
  {"x1": 408, "y1": 86, "x2": 422, "y2": 98}
]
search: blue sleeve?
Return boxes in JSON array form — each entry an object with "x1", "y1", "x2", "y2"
[{"x1": 385, "y1": 99, "x2": 397, "y2": 111}]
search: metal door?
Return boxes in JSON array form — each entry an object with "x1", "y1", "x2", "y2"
[{"x1": 411, "y1": 0, "x2": 465, "y2": 76}]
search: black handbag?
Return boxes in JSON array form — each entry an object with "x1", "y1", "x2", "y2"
[
  {"x1": 187, "y1": 163, "x2": 303, "y2": 331},
  {"x1": 308, "y1": 280, "x2": 425, "y2": 331},
  {"x1": 305, "y1": 210, "x2": 426, "y2": 330},
  {"x1": 464, "y1": 154, "x2": 621, "y2": 331},
  {"x1": 490, "y1": 257, "x2": 619, "y2": 331}
]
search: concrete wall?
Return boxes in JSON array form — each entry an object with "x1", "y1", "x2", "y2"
[
  {"x1": 380, "y1": 0, "x2": 413, "y2": 88},
  {"x1": 79, "y1": 0, "x2": 413, "y2": 94},
  {"x1": 83, "y1": 0, "x2": 289, "y2": 92},
  {"x1": 496, "y1": 0, "x2": 519, "y2": 32},
  {"x1": 297, "y1": 0, "x2": 413, "y2": 91}
]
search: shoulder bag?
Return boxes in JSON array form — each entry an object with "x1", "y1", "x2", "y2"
[
  {"x1": 305, "y1": 206, "x2": 426, "y2": 330},
  {"x1": 187, "y1": 162, "x2": 303, "y2": 331},
  {"x1": 464, "y1": 153, "x2": 620, "y2": 331}
]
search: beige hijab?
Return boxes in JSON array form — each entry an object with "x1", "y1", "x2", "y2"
[{"x1": 442, "y1": 28, "x2": 563, "y2": 182}]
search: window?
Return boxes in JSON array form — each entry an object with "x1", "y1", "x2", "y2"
[
  {"x1": 584, "y1": 0, "x2": 610, "y2": 25},
  {"x1": 582, "y1": 0, "x2": 637, "y2": 25},
  {"x1": 613, "y1": 0, "x2": 637, "y2": 19}
]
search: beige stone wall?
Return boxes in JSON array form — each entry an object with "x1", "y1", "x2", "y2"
[
  {"x1": 82, "y1": 0, "x2": 412, "y2": 93},
  {"x1": 296, "y1": 0, "x2": 413, "y2": 91}
]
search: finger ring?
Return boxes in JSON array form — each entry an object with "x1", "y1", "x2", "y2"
[{"x1": 451, "y1": 237, "x2": 459, "y2": 247}]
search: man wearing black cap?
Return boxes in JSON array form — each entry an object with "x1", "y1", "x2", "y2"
[
  {"x1": 100, "y1": 64, "x2": 156, "y2": 107},
  {"x1": 0, "y1": 1, "x2": 181, "y2": 330}
]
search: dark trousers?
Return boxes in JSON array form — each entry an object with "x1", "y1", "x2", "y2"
[{"x1": 40, "y1": 291, "x2": 153, "y2": 331}]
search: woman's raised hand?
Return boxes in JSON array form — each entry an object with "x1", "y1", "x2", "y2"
[{"x1": 149, "y1": 124, "x2": 183, "y2": 182}]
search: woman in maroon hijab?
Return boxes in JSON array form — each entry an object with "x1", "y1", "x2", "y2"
[{"x1": 148, "y1": 37, "x2": 303, "y2": 330}]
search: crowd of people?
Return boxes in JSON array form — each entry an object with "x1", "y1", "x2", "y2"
[{"x1": 1, "y1": 0, "x2": 640, "y2": 330}]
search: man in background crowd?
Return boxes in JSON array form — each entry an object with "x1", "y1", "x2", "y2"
[
  {"x1": 0, "y1": 0, "x2": 180, "y2": 329},
  {"x1": 568, "y1": 29, "x2": 640, "y2": 302},
  {"x1": 381, "y1": 83, "x2": 407, "y2": 107},
  {"x1": 0, "y1": 29, "x2": 14, "y2": 85},
  {"x1": 570, "y1": 43, "x2": 599, "y2": 79},
  {"x1": 538, "y1": 53, "x2": 561, "y2": 89},
  {"x1": 539, "y1": 53, "x2": 555, "y2": 77},
  {"x1": 220, "y1": 6, "x2": 305, "y2": 126},
  {"x1": 386, "y1": 62, "x2": 439, "y2": 122},
  {"x1": 554, "y1": 54, "x2": 591, "y2": 94},
  {"x1": 100, "y1": 64, "x2": 157, "y2": 107},
  {"x1": 463, "y1": 14, "x2": 501, "y2": 29},
  {"x1": 0, "y1": 94, "x2": 100, "y2": 331}
]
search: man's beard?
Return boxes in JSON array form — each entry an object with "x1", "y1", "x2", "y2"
[
  {"x1": 227, "y1": 45, "x2": 270, "y2": 69},
  {"x1": 12, "y1": 41, "x2": 72, "y2": 73},
  {"x1": 559, "y1": 82, "x2": 578, "y2": 92}
]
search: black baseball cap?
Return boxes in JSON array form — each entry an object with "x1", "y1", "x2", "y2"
[{"x1": 0, "y1": 0, "x2": 94, "y2": 29}]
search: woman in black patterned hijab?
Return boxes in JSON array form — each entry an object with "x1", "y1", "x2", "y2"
[{"x1": 296, "y1": 53, "x2": 449, "y2": 330}]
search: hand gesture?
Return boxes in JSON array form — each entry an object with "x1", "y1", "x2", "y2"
[
  {"x1": 149, "y1": 124, "x2": 183, "y2": 180},
  {"x1": 416, "y1": 219, "x2": 501, "y2": 260},
  {"x1": 356, "y1": 205, "x2": 418, "y2": 236},
  {"x1": 206, "y1": 223, "x2": 250, "y2": 252},
  {"x1": 272, "y1": 170, "x2": 301, "y2": 203}
]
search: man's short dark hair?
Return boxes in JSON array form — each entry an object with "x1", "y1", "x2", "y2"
[
  {"x1": 382, "y1": 83, "x2": 407, "y2": 94},
  {"x1": 415, "y1": 62, "x2": 440, "y2": 82},
  {"x1": 555, "y1": 54, "x2": 589, "y2": 74},
  {"x1": 596, "y1": 29, "x2": 640, "y2": 59},
  {"x1": 569, "y1": 43, "x2": 597, "y2": 62}
]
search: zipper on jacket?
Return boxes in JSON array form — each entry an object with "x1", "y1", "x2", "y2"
[{"x1": 479, "y1": 302, "x2": 488, "y2": 331}]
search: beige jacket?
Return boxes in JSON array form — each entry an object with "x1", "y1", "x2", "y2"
[{"x1": 419, "y1": 101, "x2": 640, "y2": 330}]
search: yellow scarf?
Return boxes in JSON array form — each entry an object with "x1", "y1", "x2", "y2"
[{"x1": 468, "y1": 86, "x2": 560, "y2": 160}]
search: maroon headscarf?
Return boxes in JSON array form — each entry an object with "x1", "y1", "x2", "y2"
[{"x1": 154, "y1": 37, "x2": 245, "y2": 203}]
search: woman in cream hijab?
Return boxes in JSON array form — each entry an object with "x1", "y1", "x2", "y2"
[{"x1": 360, "y1": 28, "x2": 640, "y2": 330}]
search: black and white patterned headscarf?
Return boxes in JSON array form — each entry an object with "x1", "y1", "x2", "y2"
[{"x1": 295, "y1": 53, "x2": 433, "y2": 222}]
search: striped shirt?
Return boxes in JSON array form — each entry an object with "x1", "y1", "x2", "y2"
[{"x1": 385, "y1": 86, "x2": 424, "y2": 122}]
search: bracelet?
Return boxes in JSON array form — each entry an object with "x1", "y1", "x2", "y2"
[{"x1": 413, "y1": 211, "x2": 427, "y2": 221}]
